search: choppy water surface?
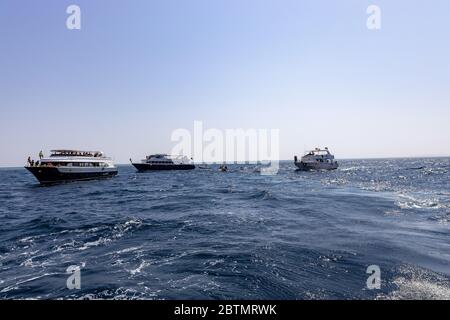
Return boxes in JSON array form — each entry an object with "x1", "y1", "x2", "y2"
[{"x1": 0, "y1": 158, "x2": 449, "y2": 299}]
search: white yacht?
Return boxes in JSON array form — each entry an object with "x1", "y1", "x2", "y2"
[
  {"x1": 131, "y1": 154, "x2": 195, "y2": 171},
  {"x1": 25, "y1": 150, "x2": 118, "y2": 184},
  {"x1": 294, "y1": 147, "x2": 339, "y2": 171}
]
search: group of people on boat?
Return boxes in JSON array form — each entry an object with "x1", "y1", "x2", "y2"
[
  {"x1": 27, "y1": 150, "x2": 106, "y2": 167},
  {"x1": 27, "y1": 150, "x2": 44, "y2": 167}
]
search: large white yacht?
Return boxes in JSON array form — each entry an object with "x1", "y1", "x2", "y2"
[
  {"x1": 131, "y1": 154, "x2": 195, "y2": 171},
  {"x1": 25, "y1": 150, "x2": 118, "y2": 184},
  {"x1": 294, "y1": 147, "x2": 339, "y2": 171}
]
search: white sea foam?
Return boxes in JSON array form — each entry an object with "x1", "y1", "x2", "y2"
[
  {"x1": 396, "y1": 193, "x2": 448, "y2": 210},
  {"x1": 378, "y1": 266, "x2": 450, "y2": 300}
]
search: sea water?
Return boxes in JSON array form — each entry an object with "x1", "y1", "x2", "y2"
[{"x1": 0, "y1": 158, "x2": 449, "y2": 299}]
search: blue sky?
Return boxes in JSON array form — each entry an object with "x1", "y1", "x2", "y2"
[{"x1": 1, "y1": 0, "x2": 449, "y2": 166}]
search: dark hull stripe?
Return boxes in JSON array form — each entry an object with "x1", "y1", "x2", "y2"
[
  {"x1": 25, "y1": 167, "x2": 118, "y2": 184},
  {"x1": 132, "y1": 163, "x2": 195, "y2": 171},
  {"x1": 294, "y1": 162, "x2": 338, "y2": 171}
]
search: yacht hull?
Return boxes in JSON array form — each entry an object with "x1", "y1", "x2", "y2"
[
  {"x1": 295, "y1": 161, "x2": 338, "y2": 171},
  {"x1": 132, "y1": 163, "x2": 195, "y2": 171},
  {"x1": 25, "y1": 166, "x2": 118, "y2": 184}
]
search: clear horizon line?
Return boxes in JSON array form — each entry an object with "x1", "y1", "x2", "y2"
[{"x1": 1, "y1": 155, "x2": 449, "y2": 169}]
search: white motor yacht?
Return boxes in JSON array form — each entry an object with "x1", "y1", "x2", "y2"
[
  {"x1": 25, "y1": 150, "x2": 118, "y2": 184},
  {"x1": 294, "y1": 147, "x2": 339, "y2": 171}
]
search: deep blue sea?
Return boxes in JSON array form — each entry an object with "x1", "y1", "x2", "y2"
[{"x1": 0, "y1": 158, "x2": 449, "y2": 299}]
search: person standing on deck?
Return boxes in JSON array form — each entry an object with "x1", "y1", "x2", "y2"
[{"x1": 39, "y1": 150, "x2": 44, "y2": 159}]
